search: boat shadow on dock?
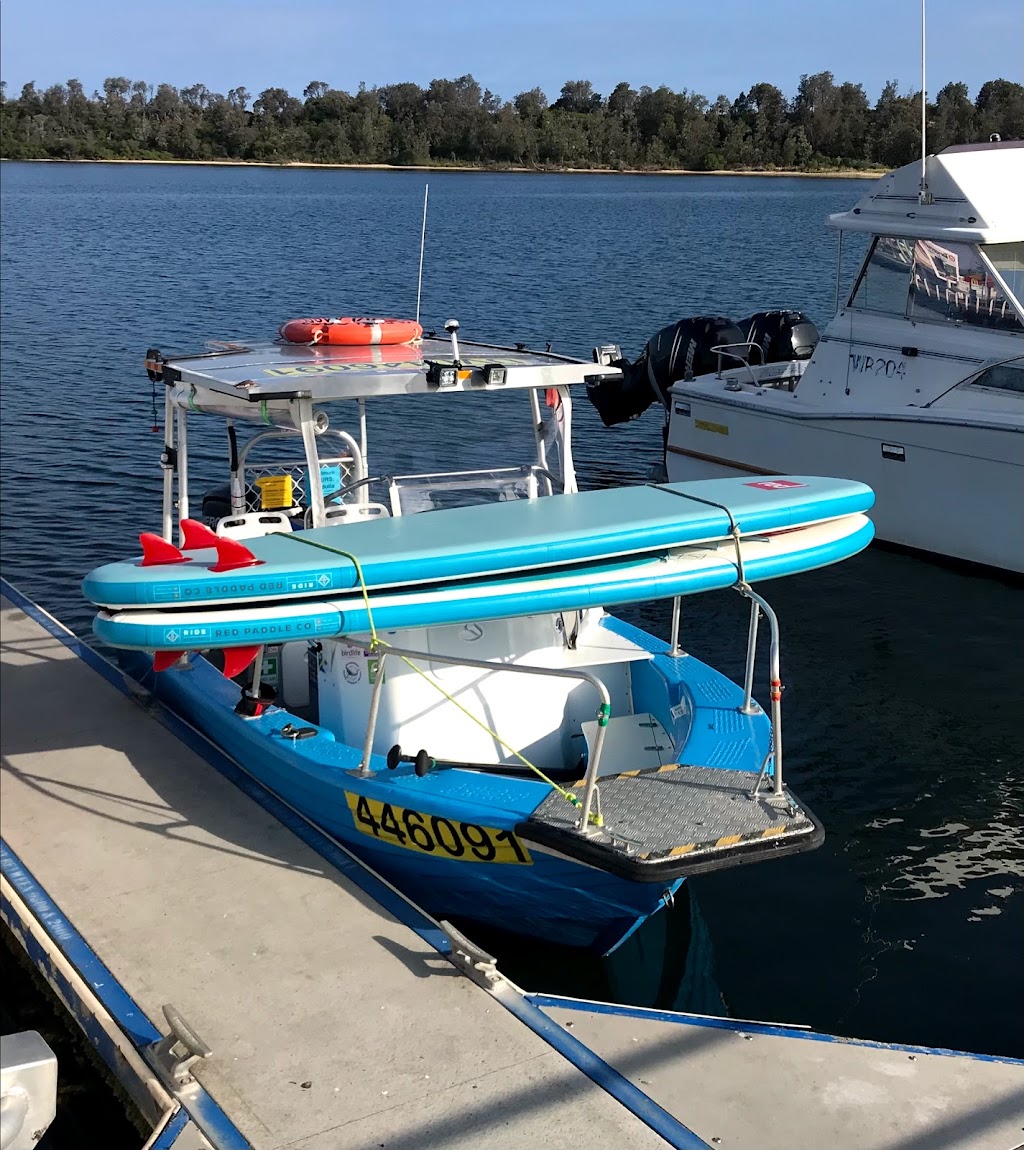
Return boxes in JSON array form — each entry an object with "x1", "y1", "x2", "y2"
[{"x1": 0, "y1": 627, "x2": 427, "y2": 929}]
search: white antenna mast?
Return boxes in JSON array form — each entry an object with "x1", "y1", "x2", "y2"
[
  {"x1": 415, "y1": 183, "x2": 429, "y2": 325},
  {"x1": 919, "y1": 0, "x2": 932, "y2": 204}
]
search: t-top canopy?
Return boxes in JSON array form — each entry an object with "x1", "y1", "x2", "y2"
[
  {"x1": 153, "y1": 336, "x2": 622, "y2": 405},
  {"x1": 827, "y1": 140, "x2": 1023, "y2": 244}
]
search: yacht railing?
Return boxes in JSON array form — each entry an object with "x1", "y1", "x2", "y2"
[
  {"x1": 342, "y1": 586, "x2": 786, "y2": 821},
  {"x1": 738, "y1": 587, "x2": 785, "y2": 798},
  {"x1": 708, "y1": 344, "x2": 809, "y2": 392},
  {"x1": 710, "y1": 341, "x2": 765, "y2": 383},
  {"x1": 343, "y1": 638, "x2": 612, "y2": 836}
]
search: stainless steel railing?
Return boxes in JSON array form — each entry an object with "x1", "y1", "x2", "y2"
[
  {"x1": 343, "y1": 638, "x2": 611, "y2": 835},
  {"x1": 738, "y1": 586, "x2": 784, "y2": 797}
]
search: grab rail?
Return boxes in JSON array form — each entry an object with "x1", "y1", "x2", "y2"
[
  {"x1": 710, "y1": 341, "x2": 765, "y2": 383},
  {"x1": 343, "y1": 638, "x2": 611, "y2": 836},
  {"x1": 737, "y1": 586, "x2": 785, "y2": 798}
]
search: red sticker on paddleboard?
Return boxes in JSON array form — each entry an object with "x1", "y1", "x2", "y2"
[{"x1": 744, "y1": 480, "x2": 808, "y2": 490}]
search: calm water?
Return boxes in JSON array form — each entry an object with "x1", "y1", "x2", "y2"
[{"x1": 1, "y1": 163, "x2": 1022, "y2": 1063}]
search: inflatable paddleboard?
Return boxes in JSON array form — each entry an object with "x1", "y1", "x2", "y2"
[
  {"x1": 93, "y1": 514, "x2": 873, "y2": 652},
  {"x1": 83, "y1": 475, "x2": 874, "y2": 610}
]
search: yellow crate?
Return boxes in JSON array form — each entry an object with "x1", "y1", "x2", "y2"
[{"x1": 255, "y1": 474, "x2": 294, "y2": 509}]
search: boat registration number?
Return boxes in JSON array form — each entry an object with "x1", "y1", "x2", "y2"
[{"x1": 345, "y1": 794, "x2": 532, "y2": 864}]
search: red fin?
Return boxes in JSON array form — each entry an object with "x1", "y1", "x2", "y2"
[
  {"x1": 222, "y1": 645, "x2": 261, "y2": 679},
  {"x1": 181, "y1": 518, "x2": 220, "y2": 550},
  {"x1": 139, "y1": 533, "x2": 190, "y2": 567},
  {"x1": 153, "y1": 650, "x2": 186, "y2": 671},
  {"x1": 209, "y1": 535, "x2": 263, "y2": 573}
]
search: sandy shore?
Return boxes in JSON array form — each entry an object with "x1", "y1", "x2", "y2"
[{"x1": 4, "y1": 157, "x2": 884, "y2": 179}]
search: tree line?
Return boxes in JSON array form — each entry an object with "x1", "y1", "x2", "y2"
[{"x1": 2, "y1": 73, "x2": 1022, "y2": 172}]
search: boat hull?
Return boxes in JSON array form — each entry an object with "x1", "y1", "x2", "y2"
[
  {"x1": 666, "y1": 400, "x2": 1023, "y2": 572},
  {"x1": 133, "y1": 652, "x2": 684, "y2": 954}
]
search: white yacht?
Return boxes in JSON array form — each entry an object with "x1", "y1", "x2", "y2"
[{"x1": 589, "y1": 140, "x2": 1023, "y2": 572}]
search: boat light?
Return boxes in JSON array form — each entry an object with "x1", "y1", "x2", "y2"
[
  {"x1": 482, "y1": 363, "x2": 507, "y2": 386},
  {"x1": 426, "y1": 361, "x2": 459, "y2": 388}
]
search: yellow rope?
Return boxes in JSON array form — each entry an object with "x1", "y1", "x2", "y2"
[
  {"x1": 287, "y1": 532, "x2": 379, "y2": 645},
  {"x1": 284, "y1": 531, "x2": 587, "y2": 812}
]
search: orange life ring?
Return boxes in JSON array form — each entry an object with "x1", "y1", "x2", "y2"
[{"x1": 279, "y1": 316, "x2": 423, "y2": 346}]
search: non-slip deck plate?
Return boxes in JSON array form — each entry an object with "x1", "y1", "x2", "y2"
[{"x1": 520, "y1": 765, "x2": 822, "y2": 881}]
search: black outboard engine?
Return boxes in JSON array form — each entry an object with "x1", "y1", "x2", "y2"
[
  {"x1": 587, "y1": 316, "x2": 744, "y2": 427},
  {"x1": 735, "y1": 310, "x2": 819, "y2": 365},
  {"x1": 201, "y1": 482, "x2": 233, "y2": 524}
]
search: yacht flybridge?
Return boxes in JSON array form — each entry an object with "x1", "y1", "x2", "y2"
[
  {"x1": 588, "y1": 140, "x2": 1023, "y2": 573},
  {"x1": 82, "y1": 322, "x2": 874, "y2": 953}
]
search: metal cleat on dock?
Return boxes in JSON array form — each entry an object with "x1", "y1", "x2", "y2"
[
  {"x1": 148, "y1": 1004, "x2": 212, "y2": 1087},
  {"x1": 439, "y1": 920, "x2": 502, "y2": 989}
]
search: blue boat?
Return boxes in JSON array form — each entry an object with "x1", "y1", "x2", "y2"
[{"x1": 84, "y1": 324, "x2": 874, "y2": 953}]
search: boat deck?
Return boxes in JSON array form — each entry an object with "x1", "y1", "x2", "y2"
[
  {"x1": 523, "y1": 763, "x2": 822, "y2": 880},
  {"x1": 2, "y1": 585, "x2": 1022, "y2": 1150}
]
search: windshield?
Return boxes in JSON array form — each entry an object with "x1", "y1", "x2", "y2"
[
  {"x1": 981, "y1": 242, "x2": 1024, "y2": 308},
  {"x1": 850, "y1": 236, "x2": 1023, "y2": 333}
]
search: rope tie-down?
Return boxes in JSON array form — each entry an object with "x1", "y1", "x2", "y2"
[{"x1": 285, "y1": 532, "x2": 601, "y2": 824}]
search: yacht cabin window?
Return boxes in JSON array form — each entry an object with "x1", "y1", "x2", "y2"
[
  {"x1": 848, "y1": 237, "x2": 912, "y2": 317},
  {"x1": 849, "y1": 236, "x2": 1023, "y2": 333},
  {"x1": 967, "y1": 359, "x2": 1024, "y2": 395},
  {"x1": 982, "y1": 241, "x2": 1024, "y2": 309}
]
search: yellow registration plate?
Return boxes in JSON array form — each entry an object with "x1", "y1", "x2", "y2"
[{"x1": 345, "y1": 793, "x2": 532, "y2": 864}]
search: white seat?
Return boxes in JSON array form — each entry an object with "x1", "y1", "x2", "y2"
[
  {"x1": 216, "y1": 511, "x2": 294, "y2": 539},
  {"x1": 323, "y1": 502, "x2": 390, "y2": 524},
  {"x1": 581, "y1": 713, "x2": 674, "y2": 779}
]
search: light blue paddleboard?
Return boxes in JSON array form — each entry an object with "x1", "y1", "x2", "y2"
[
  {"x1": 83, "y1": 475, "x2": 874, "y2": 610},
  {"x1": 93, "y1": 514, "x2": 874, "y2": 652}
]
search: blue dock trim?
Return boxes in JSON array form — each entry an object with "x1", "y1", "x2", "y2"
[
  {"x1": 527, "y1": 994, "x2": 1024, "y2": 1068},
  {"x1": 0, "y1": 839, "x2": 250, "y2": 1150},
  {"x1": 496, "y1": 990, "x2": 712, "y2": 1150},
  {"x1": 1, "y1": 577, "x2": 714, "y2": 1149},
  {"x1": 149, "y1": 1106, "x2": 193, "y2": 1149}
]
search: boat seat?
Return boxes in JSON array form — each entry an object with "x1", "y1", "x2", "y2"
[
  {"x1": 580, "y1": 713, "x2": 674, "y2": 779},
  {"x1": 216, "y1": 511, "x2": 294, "y2": 539},
  {"x1": 323, "y1": 502, "x2": 390, "y2": 524}
]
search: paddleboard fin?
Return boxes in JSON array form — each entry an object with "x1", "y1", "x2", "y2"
[
  {"x1": 153, "y1": 650, "x2": 187, "y2": 671},
  {"x1": 139, "y1": 533, "x2": 190, "y2": 567},
  {"x1": 181, "y1": 518, "x2": 220, "y2": 550},
  {"x1": 222, "y1": 645, "x2": 261, "y2": 679},
  {"x1": 210, "y1": 537, "x2": 263, "y2": 574}
]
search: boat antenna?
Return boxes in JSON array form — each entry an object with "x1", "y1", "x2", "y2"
[
  {"x1": 415, "y1": 183, "x2": 429, "y2": 325},
  {"x1": 919, "y1": 0, "x2": 932, "y2": 204}
]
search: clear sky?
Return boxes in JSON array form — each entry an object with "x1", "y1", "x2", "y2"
[{"x1": 1, "y1": 0, "x2": 1021, "y2": 106}]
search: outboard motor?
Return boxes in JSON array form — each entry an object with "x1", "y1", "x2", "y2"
[
  {"x1": 201, "y1": 482, "x2": 233, "y2": 524},
  {"x1": 587, "y1": 316, "x2": 744, "y2": 427},
  {"x1": 735, "y1": 310, "x2": 819, "y2": 365}
]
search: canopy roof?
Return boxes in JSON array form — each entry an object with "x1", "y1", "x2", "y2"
[
  {"x1": 827, "y1": 140, "x2": 1023, "y2": 244},
  {"x1": 157, "y1": 336, "x2": 620, "y2": 404}
]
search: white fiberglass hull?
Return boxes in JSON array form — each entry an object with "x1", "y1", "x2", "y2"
[{"x1": 666, "y1": 401, "x2": 1023, "y2": 573}]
